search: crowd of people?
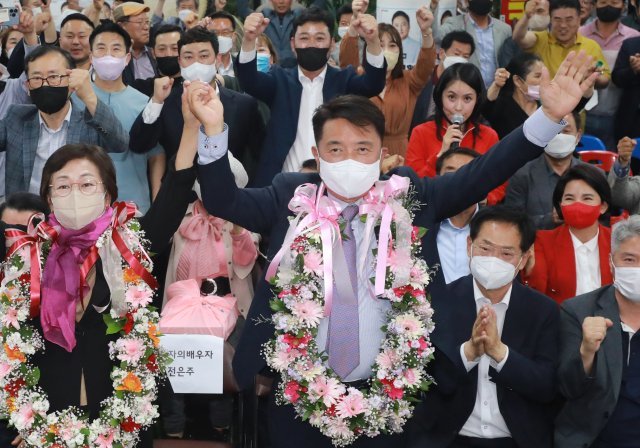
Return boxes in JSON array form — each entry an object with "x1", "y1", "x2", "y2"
[{"x1": 0, "y1": 0, "x2": 637, "y2": 446}]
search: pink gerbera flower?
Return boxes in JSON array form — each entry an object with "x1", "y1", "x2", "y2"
[
  {"x1": 117, "y1": 338, "x2": 145, "y2": 363},
  {"x1": 291, "y1": 300, "x2": 323, "y2": 326},
  {"x1": 125, "y1": 286, "x2": 153, "y2": 308},
  {"x1": 309, "y1": 376, "x2": 345, "y2": 407},
  {"x1": 336, "y1": 390, "x2": 366, "y2": 418},
  {"x1": 1, "y1": 308, "x2": 20, "y2": 330}
]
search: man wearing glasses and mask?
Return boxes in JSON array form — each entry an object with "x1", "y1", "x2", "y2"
[
  {"x1": 0, "y1": 45, "x2": 127, "y2": 195},
  {"x1": 115, "y1": 2, "x2": 160, "y2": 83}
]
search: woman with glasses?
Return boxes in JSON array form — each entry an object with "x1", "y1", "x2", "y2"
[
  {"x1": 522, "y1": 164, "x2": 613, "y2": 304},
  {"x1": 1, "y1": 86, "x2": 203, "y2": 448}
]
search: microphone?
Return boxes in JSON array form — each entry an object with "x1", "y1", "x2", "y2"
[{"x1": 450, "y1": 113, "x2": 464, "y2": 149}]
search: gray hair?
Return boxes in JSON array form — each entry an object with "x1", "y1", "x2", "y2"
[
  {"x1": 176, "y1": 0, "x2": 199, "y2": 10},
  {"x1": 612, "y1": 215, "x2": 640, "y2": 253}
]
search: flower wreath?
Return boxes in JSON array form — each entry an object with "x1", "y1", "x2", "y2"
[
  {"x1": 0, "y1": 203, "x2": 169, "y2": 448},
  {"x1": 263, "y1": 176, "x2": 436, "y2": 447}
]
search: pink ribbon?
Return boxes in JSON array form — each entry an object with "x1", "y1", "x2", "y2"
[
  {"x1": 360, "y1": 175, "x2": 412, "y2": 296},
  {"x1": 266, "y1": 183, "x2": 345, "y2": 316}
]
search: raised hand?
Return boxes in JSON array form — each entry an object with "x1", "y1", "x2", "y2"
[
  {"x1": 630, "y1": 54, "x2": 640, "y2": 74},
  {"x1": 580, "y1": 316, "x2": 613, "y2": 356},
  {"x1": 67, "y1": 68, "x2": 94, "y2": 103},
  {"x1": 152, "y1": 76, "x2": 174, "y2": 104},
  {"x1": 416, "y1": 5, "x2": 434, "y2": 32},
  {"x1": 480, "y1": 306, "x2": 507, "y2": 363},
  {"x1": 617, "y1": 136, "x2": 636, "y2": 167},
  {"x1": 351, "y1": 0, "x2": 369, "y2": 16},
  {"x1": 539, "y1": 51, "x2": 598, "y2": 122},
  {"x1": 352, "y1": 14, "x2": 380, "y2": 50},
  {"x1": 493, "y1": 67, "x2": 510, "y2": 88},
  {"x1": 524, "y1": 0, "x2": 539, "y2": 17},
  {"x1": 242, "y1": 13, "x2": 270, "y2": 49},
  {"x1": 187, "y1": 81, "x2": 224, "y2": 136},
  {"x1": 16, "y1": 10, "x2": 35, "y2": 36},
  {"x1": 34, "y1": 10, "x2": 52, "y2": 34}
]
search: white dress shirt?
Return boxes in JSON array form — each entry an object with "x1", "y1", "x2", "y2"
[
  {"x1": 437, "y1": 205, "x2": 478, "y2": 284},
  {"x1": 570, "y1": 230, "x2": 601, "y2": 296},
  {"x1": 29, "y1": 104, "x2": 72, "y2": 194},
  {"x1": 458, "y1": 280, "x2": 512, "y2": 439},
  {"x1": 237, "y1": 48, "x2": 385, "y2": 173}
]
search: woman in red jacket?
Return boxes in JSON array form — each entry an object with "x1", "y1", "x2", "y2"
[
  {"x1": 523, "y1": 164, "x2": 613, "y2": 304},
  {"x1": 406, "y1": 63, "x2": 499, "y2": 179}
]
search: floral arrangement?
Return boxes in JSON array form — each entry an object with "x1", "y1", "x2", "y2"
[
  {"x1": 0, "y1": 204, "x2": 169, "y2": 448},
  {"x1": 263, "y1": 177, "x2": 435, "y2": 447}
]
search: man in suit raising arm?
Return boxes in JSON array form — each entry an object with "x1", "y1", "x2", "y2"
[
  {"x1": 236, "y1": 6, "x2": 387, "y2": 186},
  {"x1": 189, "y1": 50, "x2": 596, "y2": 447},
  {"x1": 555, "y1": 215, "x2": 640, "y2": 448}
]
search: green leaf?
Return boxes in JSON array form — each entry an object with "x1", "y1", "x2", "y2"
[
  {"x1": 103, "y1": 314, "x2": 125, "y2": 335},
  {"x1": 417, "y1": 227, "x2": 428, "y2": 238},
  {"x1": 269, "y1": 299, "x2": 286, "y2": 312}
]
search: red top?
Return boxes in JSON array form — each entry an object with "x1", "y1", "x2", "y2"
[{"x1": 405, "y1": 120, "x2": 504, "y2": 203}]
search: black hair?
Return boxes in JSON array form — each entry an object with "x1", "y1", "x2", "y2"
[
  {"x1": 391, "y1": 10, "x2": 410, "y2": 24},
  {"x1": 436, "y1": 147, "x2": 481, "y2": 174},
  {"x1": 25, "y1": 45, "x2": 76, "y2": 75},
  {"x1": 291, "y1": 7, "x2": 335, "y2": 39},
  {"x1": 502, "y1": 52, "x2": 542, "y2": 95},
  {"x1": 0, "y1": 192, "x2": 49, "y2": 221},
  {"x1": 312, "y1": 95, "x2": 385, "y2": 144},
  {"x1": 470, "y1": 205, "x2": 537, "y2": 252},
  {"x1": 178, "y1": 25, "x2": 219, "y2": 55},
  {"x1": 336, "y1": 4, "x2": 353, "y2": 20},
  {"x1": 552, "y1": 164, "x2": 611, "y2": 219},
  {"x1": 61, "y1": 12, "x2": 96, "y2": 31},
  {"x1": 441, "y1": 30, "x2": 476, "y2": 55},
  {"x1": 150, "y1": 24, "x2": 183, "y2": 48},
  {"x1": 208, "y1": 11, "x2": 236, "y2": 30},
  {"x1": 550, "y1": 0, "x2": 580, "y2": 14},
  {"x1": 89, "y1": 19, "x2": 132, "y2": 52},
  {"x1": 433, "y1": 63, "x2": 486, "y2": 145},
  {"x1": 301, "y1": 159, "x2": 318, "y2": 171}
]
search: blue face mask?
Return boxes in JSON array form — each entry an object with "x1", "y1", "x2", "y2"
[{"x1": 257, "y1": 53, "x2": 272, "y2": 73}]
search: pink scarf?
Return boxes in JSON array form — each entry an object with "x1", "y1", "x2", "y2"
[
  {"x1": 176, "y1": 200, "x2": 223, "y2": 282},
  {"x1": 40, "y1": 208, "x2": 113, "y2": 352}
]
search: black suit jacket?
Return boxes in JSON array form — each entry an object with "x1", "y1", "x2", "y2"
[
  {"x1": 409, "y1": 276, "x2": 559, "y2": 448},
  {"x1": 129, "y1": 79, "x2": 264, "y2": 175},
  {"x1": 612, "y1": 36, "x2": 640, "y2": 145},
  {"x1": 196, "y1": 123, "x2": 552, "y2": 391}
]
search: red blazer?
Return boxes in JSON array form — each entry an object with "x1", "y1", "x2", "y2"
[
  {"x1": 405, "y1": 120, "x2": 505, "y2": 203},
  {"x1": 523, "y1": 224, "x2": 613, "y2": 304}
]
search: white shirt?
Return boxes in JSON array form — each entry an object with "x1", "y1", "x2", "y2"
[
  {"x1": 570, "y1": 230, "x2": 601, "y2": 296},
  {"x1": 218, "y1": 59, "x2": 235, "y2": 77},
  {"x1": 314, "y1": 194, "x2": 391, "y2": 382},
  {"x1": 281, "y1": 66, "x2": 327, "y2": 173},
  {"x1": 29, "y1": 104, "x2": 72, "y2": 194},
  {"x1": 458, "y1": 280, "x2": 512, "y2": 439},
  {"x1": 621, "y1": 322, "x2": 636, "y2": 365}
]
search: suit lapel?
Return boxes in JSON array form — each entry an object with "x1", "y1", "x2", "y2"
[
  {"x1": 288, "y1": 67, "x2": 303, "y2": 128},
  {"x1": 500, "y1": 282, "x2": 528, "y2": 351},
  {"x1": 23, "y1": 113, "x2": 41, "y2": 189},
  {"x1": 598, "y1": 226, "x2": 613, "y2": 286},
  {"x1": 556, "y1": 226, "x2": 577, "y2": 297},
  {"x1": 219, "y1": 87, "x2": 237, "y2": 127},
  {"x1": 596, "y1": 286, "x2": 624, "y2": 397},
  {"x1": 322, "y1": 66, "x2": 338, "y2": 102}
]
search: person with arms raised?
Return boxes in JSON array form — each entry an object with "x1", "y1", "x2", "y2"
[{"x1": 190, "y1": 51, "x2": 596, "y2": 447}]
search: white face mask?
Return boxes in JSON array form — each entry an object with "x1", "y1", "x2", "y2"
[
  {"x1": 217, "y1": 36, "x2": 233, "y2": 55},
  {"x1": 470, "y1": 254, "x2": 521, "y2": 290},
  {"x1": 51, "y1": 190, "x2": 106, "y2": 230},
  {"x1": 178, "y1": 9, "x2": 193, "y2": 22},
  {"x1": 544, "y1": 133, "x2": 577, "y2": 159},
  {"x1": 338, "y1": 26, "x2": 349, "y2": 39},
  {"x1": 181, "y1": 62, "x2": 217, "y2": 83},
  {"x1": 443, "y1": 55, "x2": 468, "y2": 70},
  {"x1": 318, "y1": 156, "x2": 380, "y2": 200},
  {"x1": 613, "y1": 264, "x2": 640, "y2": 302},
  {"x1": 529, "y1": 14, "x2": 551, "y2": 31}
]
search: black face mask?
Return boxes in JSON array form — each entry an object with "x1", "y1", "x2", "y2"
[
  {"x1": 468, "y1": 0, "x2": 493, "y2": 15},
  {"x1": 596, "y1": 5, "x2": 623, "y2": 22},
  {"x1": 30, "y1": 86, "x2": 69, "y2": 115},
  {"x1": 156, "y1": 56, "x2": 181, "y2": 77},
  {"x1": 295, "y1": 47, "x2": 329, "y2": 71}
]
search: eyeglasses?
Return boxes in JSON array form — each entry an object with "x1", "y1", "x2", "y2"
[
  {"x1": 215, "y1": 29, "x2": 234, "y2": 37},
  {"x1": 472, "y1": 243, "x2": 522, "y2": 263},
  {"x1": 49, "y1": 180, "x2": 104, "y2": 197},
  {"x1": 126, "y1": 18, "x2": 151, "y2": 27},
  {"x1": 26, "y1": 74, "x2": 70, "y2": 89}
]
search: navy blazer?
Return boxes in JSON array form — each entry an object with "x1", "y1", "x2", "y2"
[
  {"x1": 129, "y1": 79, "x2": 264, "y2": 175},
  {"x1": 235, "y1": 56, "x2": 387, "y2": 186},
  {"x1": 197, "y1": 124, "x2": 551, "y2": 391},
  {"x1": 408, "y1": 276, "x2": 559, "y2": 448}
]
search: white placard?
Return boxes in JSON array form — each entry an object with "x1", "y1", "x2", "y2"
[
  {"x1": 160, "y1": 334, "x2": 224, "y2": 394},
  {"x1": 377, "y1": 0, "x2": 425, "y2": 67}
]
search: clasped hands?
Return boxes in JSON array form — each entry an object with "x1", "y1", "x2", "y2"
[
  {"x1": 181, "y1": 80, "x2": 225, "y2": 136},
  {"x1": 463, "y1": 305, "x2": 508, "y2": 364}
]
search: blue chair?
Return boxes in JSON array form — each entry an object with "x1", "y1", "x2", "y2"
[{"x1": 576, "y1": 134, "x2": 606, "y2": 152}]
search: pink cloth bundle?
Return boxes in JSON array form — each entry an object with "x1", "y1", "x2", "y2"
[{"x1": 160, "y1": 279, "x2": 239, "y2": 340}]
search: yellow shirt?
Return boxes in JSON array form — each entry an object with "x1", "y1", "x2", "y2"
[{"x1": 529, "y1": 30, "x2": 610, "y2": 78}]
